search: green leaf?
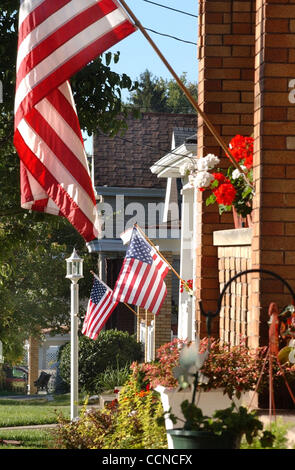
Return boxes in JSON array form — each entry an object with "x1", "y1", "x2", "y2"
[
  {"x1": 205, "y1": 194, "x2": 216, "y2": 206},
  {"x1": 105, "y1": 52, "x2": 112, "y2": 66},
  {"x1": 218, "y1": 204, "x2": 232, "y2": 215}
]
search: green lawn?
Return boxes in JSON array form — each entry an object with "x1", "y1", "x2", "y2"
[
  {"x1": 0, "y1": 394, "x2": 72, "y2": 427},
  {"x1": 0, "y1": 428, "x2": 55, "y2": 449},
  {"x1": 0, "y1": 394, "x2": 78, "y2": 449}
]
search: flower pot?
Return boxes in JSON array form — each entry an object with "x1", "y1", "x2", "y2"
[
  {"x1": 232, "y1": 207, "x2": 252, "y2": 228},
  {"x1": 155, "y1": 386, "x2": 257, "y2": 449},
  {"x1": 99, "y1": 386, "x2": 122, "y2": 408},
  {"x1": 167, "y1": 429, "x2": 241, "y2": 449}
]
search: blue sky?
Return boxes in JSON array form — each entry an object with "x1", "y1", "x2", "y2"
[
  {"x1": 84, "y1": 0, "x2": 199, "y2": 152},
  {"x1": 109, "y1": 0, "x2": 199, "y2": 85}
]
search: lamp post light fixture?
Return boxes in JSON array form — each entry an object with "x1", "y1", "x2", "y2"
[{"x1": 66, "y1": 248, "x2": 84, "y2": 421}]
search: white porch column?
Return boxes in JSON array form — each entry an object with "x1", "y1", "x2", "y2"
[{"x1": 178, "y1": 183, "x2": 194, "y2": 341}]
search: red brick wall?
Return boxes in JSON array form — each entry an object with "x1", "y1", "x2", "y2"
[
  {"x1": 28, "y1": 336, "x2": 39, "y2": 395},
  {"x1": 197, "y1": 0, "x2": 255, "y2": 338},
  {"x1": 252, "y1": 0, "x2": 295, "y2": 348}
]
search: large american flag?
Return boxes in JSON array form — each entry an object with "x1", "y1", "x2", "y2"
[
  {"x1": 13, "y1": 0, "x2": 136, "y2": 244},
  {"x1": 82, "y1": 276, "x2": 118, "y2": 340},
  {"x1": 113, "y1": 227, "x2": 170, "y2": 315}
]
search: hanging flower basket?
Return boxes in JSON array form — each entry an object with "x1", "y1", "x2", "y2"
[{"x1": 180, "y1": 135, "x2": 254, "y2": 223}]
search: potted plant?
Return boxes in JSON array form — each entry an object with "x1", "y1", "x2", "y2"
[
  {"x1": 180, "y1": 134, "x2": 253, "y2": 227},
  {"x1": 136, "y1": 337, "x2": 260, "y2": 422},
  {"x1": 164, "y1": 401, "x2": 274, "y2": 449},
  {"x1": 158, "y1": 341, "x2": 274, "y2": 449}
]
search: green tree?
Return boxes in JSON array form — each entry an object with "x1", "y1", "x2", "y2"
[
  {"x1": 0, "y1": 2, "x2": 137, "y2": 361},
  {"x1": 127, "y1": 69, "x2": 168, "y2": 112},
  {"x1": 165, "y1": 72, "x2": 198, "y2": 114},
  {"x1": 127, "y1": 69, "x2": 198, "y2": 113}
]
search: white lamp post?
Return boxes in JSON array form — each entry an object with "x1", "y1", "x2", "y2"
[
  {"x1": 0, "y1": 340, "x2": 4, "y2": 364},
  {"x1": 66, "y1": 248, "x2": 84, "y2": 420}
]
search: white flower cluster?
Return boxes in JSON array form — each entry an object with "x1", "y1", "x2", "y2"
[
  {"x1": 179, "y1": 160, "x2": 196, "y2": 176},
  {"x1": 179, "y1": 154, "x2": 219, "y2": 177},
  {"x1": 231, "y1": 165, "x2": 247, "y2": 180},
  {"x1": 196, "y1": 154, "x2": 220, "y2": 171},
  {"x1": 189, "y1": 171, "x2": 214, "y2": 189},
  {"x1": 179, "y1": 154, "x2": 220, "y2": 190}
]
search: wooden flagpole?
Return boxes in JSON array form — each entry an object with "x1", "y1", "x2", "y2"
[
  {"x1": 134, "y1": 223, "x2": 192, "y2": 293},
  {"x1": 90, "y1": 270, "x2": 138, "y2": 317},
  {"x1": 118, "y1": 0, "x2": 253, "y2": 189}
]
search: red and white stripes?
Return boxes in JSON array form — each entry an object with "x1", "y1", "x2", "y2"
[
  {"x1": 113, "y1": 230, "x2": 170, "y2": 315},
  {"x1": 14, "y1": 0, "x2": 136, "y2": 243},
  {"x1": 82, "y1": 288, "x2": 118, "y2": 340}
]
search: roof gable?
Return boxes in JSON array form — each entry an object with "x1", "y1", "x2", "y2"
[{"x1": 93, "y1": 113, "x2": 197, "y2": 189}]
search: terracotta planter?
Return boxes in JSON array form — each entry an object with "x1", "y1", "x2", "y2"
[{"x1": 232, "y1": 206, "x2": 252, "y2": 228}]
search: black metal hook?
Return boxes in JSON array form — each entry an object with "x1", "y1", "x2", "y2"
[{"x1": 199, "y1": 268, "x2": 295, "y2": 336}]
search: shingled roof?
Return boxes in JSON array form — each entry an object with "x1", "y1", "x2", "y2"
[
  {"x1": 172, "y1": 127, "x2": 197, "y2": 148},
  {"x1": 93, "y1": 112, "x2": 197, "y2": 189}
]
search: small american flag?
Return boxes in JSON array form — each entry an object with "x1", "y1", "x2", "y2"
[
  {"x1": 82, "y1": 277, "x2": 118, "y2": 340},
  {"x1": 113, "y1": 227, "x2": 170, "y2": 315},
  {"x1": 14, "y1": 0, "x2": 136, "y2": 244}
]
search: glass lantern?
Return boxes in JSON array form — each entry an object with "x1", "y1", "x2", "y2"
[{"x1": 66, "y1": 248, "x2": 84, "y2": 282}]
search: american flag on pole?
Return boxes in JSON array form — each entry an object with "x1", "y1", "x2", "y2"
[
  {"x1": 13, "y1": 0, "x2": 136, "y2": 244},
  {"x1": 113, "y1": 227, "x2": 170, "y2": 315},
  {"x1": 82, "y1": 276, "x2": 118, "y2": 340}
]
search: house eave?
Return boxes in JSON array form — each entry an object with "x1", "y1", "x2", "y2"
[
  {"x1": 150, "y1": 142, "x2": 197, "y2": 178},
  {"x1": 95, "y1": 186, "x2": 165, "y2": 198}
]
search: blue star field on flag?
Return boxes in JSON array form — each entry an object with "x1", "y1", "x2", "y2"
[
  {"x1": 112, "y1": 226, "x2": 170, "y2": 315},
  {"x1": 82, "y1": 276, "x2": 118, "y2": 340},
  {"x1": 90, "y1": 278, "x2": 107, "y2": 304},
  {"x1": 126, "y1": 228, "x2": 153, "y2": 264}
]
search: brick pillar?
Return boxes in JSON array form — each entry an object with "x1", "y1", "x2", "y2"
[
  {"x1": 251, "y1": 0, "x2": 295, "y2": 348},
  {"x1": 213, "y1": 228, "x2": 252, "y2": 345},
  {"x1": 28, "y1": 336, "x2": 39, "y2": 395},
  {"x1": 197, "y1": 0, "x2": 255, "y2": 338}
]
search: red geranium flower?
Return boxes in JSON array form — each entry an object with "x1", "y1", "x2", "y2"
[
  {"x1": 212, "y1": 172, "x2": 230, "y2": 187},
  {"x1": 229, "y1": 135, "x2": 253, "y2": 170},
  {"x1": 214, "y1": 182, "x2": 237, "y2": 206}
]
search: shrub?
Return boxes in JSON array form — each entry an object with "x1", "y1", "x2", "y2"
[
  {"x1": 199, "y1": 338, "x2": 261, "y2": 398},
  {"x1": 59, "y1": 330, "x2": 143, "y2": 393},
  {"x1": 53, "y1": 369, "x2": 167, "y2": 449},
  {"x1": 94, "y1": 362, "x2": 131, "y2": 393},
  {"x1": 135, "y1": 337, "x2": 295, "y2": 400},
  {"x1": 54, "y1": 405, "x2": 116, "y2": 449},
  {"x1": 133, "y1": 337, "x2": 187, "y2": 389},
  {"x1": 104, "y1": 370, "x2": 167, "y2": 449},
  {"x1": 240, "y1": 418, "x2": 291, "y2": 449}
]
